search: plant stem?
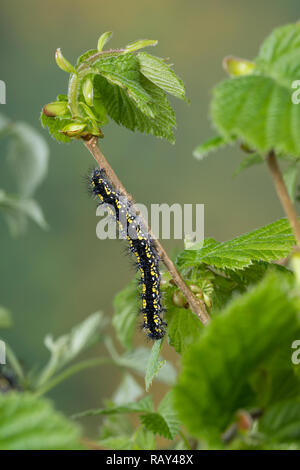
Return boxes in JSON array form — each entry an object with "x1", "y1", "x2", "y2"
[
  {"x1": 83, "y1": 136, "x2": 210, "y2": 325},
  {"x1": 266, "y1": 150, "x2": 300, "y2": 247},
  {"x1": 34, "y1": 357, "x2": 112, "y2": 398}
]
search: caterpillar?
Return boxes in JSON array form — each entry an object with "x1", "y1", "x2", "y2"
[{"x1": 89, "y1": 168, "x2": 166, "y2": 340}]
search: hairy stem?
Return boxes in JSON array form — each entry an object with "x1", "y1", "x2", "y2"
[
  {"x1": 266, "y1": 150, "x2": 300, "y2": 247},
  {"x1": 83, "y1": 136, "x2": 210, "y2": 325}
]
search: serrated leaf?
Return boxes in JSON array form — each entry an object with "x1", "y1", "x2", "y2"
[
  {"x1": 0, "y1": 393, "x2": 82, "y2": 450},
  {"x1": 40, "y1": 111, "x2": 71, "y2": 143},
  {"x1": 37, "y1": 312, "x2": 105, "y2": 387},
  {"x1": 113, "y1": 280, "x2": 139, "y2": 350},
  {"x1": 43, "y1": 37, "x2": 186, "y2": 143},
  {"x1": 0, "y1": 307, "x2": 12, "y2": 329},
  {"x1": 145, "y1": 339, "x2": 165, "y2": 391},
  {"x1": 7, "y1": 122, "x2": 49, "y2": 197},
  {"x1": 94, "y1": 73, "x2": 176, "y2": 143},
  {"x1": 193, "y1": 135, "x2": 233, "y2": 160},
  {"x1": 211, "y1": 23, "x2": 300, "y2": 157},
  {"x1": 258, "y1": 400, "x2": 300, "y2": 444},
  {"x1": 256, "y1": 23, "x2": 300, "y2": 88},
  {"x1": 177, "y1": 218, "x2": 295, "y2": 271},
  {"x1": 140, "y1": 391, "x2": 180, "y2": 440},
  {"x1": 165, "y1": 305, "x2": 203, "y2": 354},
  {"x1": 138, "y1": 52, "x2": 187, "y2": 101},
  {"x1": 174, "y1": 273, "x2": 300, "y2": 442},
  {"x1": 74, "y1": 395, "x2": 153, "y2": 419}
]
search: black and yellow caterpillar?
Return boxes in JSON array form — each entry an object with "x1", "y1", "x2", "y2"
[{"x1": 90, "y1": 168, "x2": 166, "y2": 340}]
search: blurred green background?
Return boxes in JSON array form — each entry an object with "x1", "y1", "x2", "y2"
[{"x1": 0, "y1": 0, "x2": 299, "y2": 435}]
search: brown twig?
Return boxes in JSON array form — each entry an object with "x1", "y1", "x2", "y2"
[
  {"x1": 266, "y1": 150, "x2": 300, "y2": 248},
  {"x1": 83, "y1": 136, "x2": 210, "y2": 325}
]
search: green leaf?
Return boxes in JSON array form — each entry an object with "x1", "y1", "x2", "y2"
[
  {"x1": 165, "y1": 304, "x2": 203, "y2": 354},
  {"x1": 258, "y1": 400, "x2": 300, "y2": 444},
  {"x1": 145, "y1": 339, "x2": 165, "y2": 391},
  {"x1": 40, "y1": 111, "x2": 71, "y2": 143},
  {"x1": 37, "y1": 312, "x2": 105, "y2": 387},
  {"x1": 125, "y1": 39, "x2": 158, "y2": 53},
  {"x1": 133, "y1": 427, "x2": 156, "y2": 450},
  {"x1": 0, "y1": 307, "x2": 12, "y2": 329},
  {"x1": 97, "y1": 32, "x2": 113, "y2": 52},
  {"x1": 177, "y1": 218, "x2": 295, "y2": 271},
  {"x1": 7, "y1": 122, "x2": 49, "y2": 197},
  {"x1": 140, "y1": 391, "x2": 180, "y2": 440},
  {"x1": 0, "y1": 393, "x2": 82, "y2": 450},
  {"x1": 211, "y1": 23, "x2": 300, "y2": 158},
  {"x1": 138, "y1": 52, "x2": 187, "y2": 101},
  {"x1": 76, "y1": 49, "x2": 98, "y2": 67},
  {"x1": 256, "y1": 23, "x2": 300, "y2": 88},
  {"x1": 94, "y1": 73, "x2": 176, "y2": 143},
  {"x1": 109, "y1": 344, "x2": 177, "y2": 386},
  {"x1": 99, "y1": 435, "x2": 133, "y2": 450},
  {"x1": 43, "y1": 37, "x2": 187, "y2": 143},
  {"x1": 234, "y1": 153, "x2": 264, "y2": 176},
  {"x1": 113, "y1": 280, "x2": 139, "y2": 350},
  {"x1": 193, "y1": 135, "x2": 233, "y2": 160},
  {"x1": 174, "y1": 273, "x2": 300, "y2": 442},
  {"x1": 74, "y1": 395, "x2": 153, "y2": 419},
  {"x1": 0, "y1": 191, "x2": 47, "y2": 236}
]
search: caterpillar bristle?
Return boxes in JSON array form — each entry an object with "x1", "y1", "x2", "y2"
[{"x1": 89, "y1": 167, "x2": 166, "y2": 341}]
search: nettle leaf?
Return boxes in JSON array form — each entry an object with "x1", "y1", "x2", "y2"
[
  {"x1": 174, "y1": 273, "x2": 300, "y2": 442},
  {"x1": 211, "y1": 22, "x2": 300, "y2": 157},
  {"x1": 176, "y1": 218, "x2": 295, "y2": 271},
  {"x1": 0, "y1": 393, "x2": 82, "y2": 450}
]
